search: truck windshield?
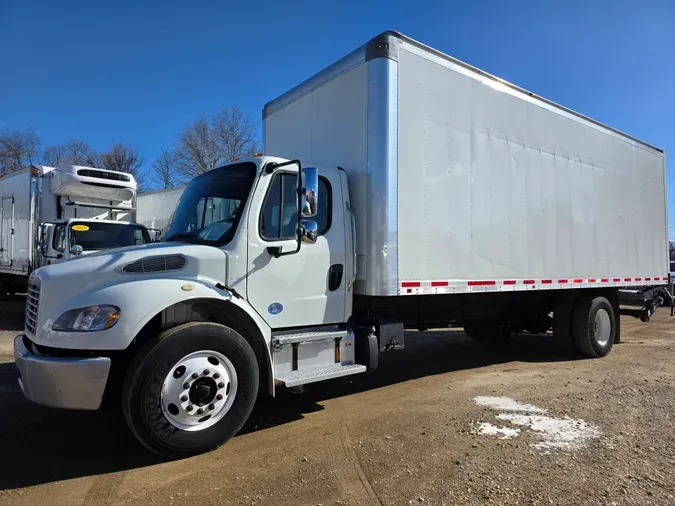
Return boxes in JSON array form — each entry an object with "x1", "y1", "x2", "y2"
[
  {"x1": 164, "y1": 162, "x2": 256, "y2": 245},
  {"x1": 70, "y1": 222, "x2": 151, "y2": 251}
]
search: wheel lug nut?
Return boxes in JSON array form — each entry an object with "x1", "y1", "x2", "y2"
[
  {"x1": 209, "y1": 404, "x2": 215, "y2": 410},
  {"x1": 203, "y1": 369, "x2": 210, "y2": 375},
  {"x1": 218, "y1": 382, "x2": 225, "y2": 389},
  {"x1": 197, "y1": 408, "x2": 204, "y2": 415},
  {"x1": 191, "y1": 372, "x2": 199, "y2": 379},
  {"x1": 180, "y1": 395, "x2": 188, "y2": 402},
  {"x1": 186, "y1": 405, "x2": 193, "y2": 412},
  {"x1": 216, "y1": 394, "x2": 223, "y2": 401},
  {"x1": 213, "y1": 373, "x2": 220, "y2": 379},
  {"x1": 183, "y1": 382, "x2": 190, "y2": 389}
]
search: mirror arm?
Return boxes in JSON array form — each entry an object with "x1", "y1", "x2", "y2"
[
  {"x1": 266, "y1": 224, "x2": 305, "y2": 258},
  {"x1": 266, "y1": 159, "x2": 306, "y2": 258}
]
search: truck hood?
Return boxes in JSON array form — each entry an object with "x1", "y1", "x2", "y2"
[{"x1": 32, "y1": 242, "x2": 228, "y2": 314}]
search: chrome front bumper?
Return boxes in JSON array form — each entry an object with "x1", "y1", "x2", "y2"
[{"x1": 13, "y1": 335, "x2": 111, "y2": 410}]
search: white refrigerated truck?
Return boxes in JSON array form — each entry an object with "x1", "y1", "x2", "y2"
[
  {"x1": 14, "y1": 31, "x2": 669, "y2": 458},
  {"x1": 0, "y1": 164, "x2": 152, "y2": 294}
]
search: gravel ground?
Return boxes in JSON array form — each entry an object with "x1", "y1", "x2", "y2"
[{"x1": 0, "y1": 297, "x2": 674, "y2": 506}]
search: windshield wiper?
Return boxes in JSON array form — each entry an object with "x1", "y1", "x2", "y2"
[{"x1": 165, "y1": 232, "x2": 196, "y2": 242}]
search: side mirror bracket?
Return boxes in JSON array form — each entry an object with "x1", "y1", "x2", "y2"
[{"x1": 266, "y1": 161, "x2": 320, "y2": 258}]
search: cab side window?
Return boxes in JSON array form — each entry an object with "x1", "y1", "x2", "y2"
[
  {"x1": 53, "y1": 225, "x2": 66, "y2": 252},
  {"x1": 261, "y1": 173, "x2": 331, "y2": 240}
]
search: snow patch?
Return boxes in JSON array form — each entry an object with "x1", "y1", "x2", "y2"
[
  {"x1": 496, "y1": 413, "x2": 600, "y2": 450},
  {"x1": 477, "y1": 422, "x2": 520, "y2": 439},
  {"x1": 473, "y1": 396, "x2": 600, "y2": 451},
  {"x1": 474, "y1": 396, "x2": 547, "y2": 414}
]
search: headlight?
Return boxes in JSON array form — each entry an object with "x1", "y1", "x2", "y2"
[{"x1": 52, "y1": 305, "x2": 121, "y2": 332}]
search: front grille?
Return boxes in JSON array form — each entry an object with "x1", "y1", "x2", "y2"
[
  {"x1": 25, "y1": 282, "x2": 40, "y2": 334},
  {"x1": 121, "y1": 254, "x2": 187, "y2": 274}
]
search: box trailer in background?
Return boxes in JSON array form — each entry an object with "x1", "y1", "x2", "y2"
[
  {"x1": 136, "y1": 186, "x2": 184, "y2": 236},
  {"x1": 13, "y1": 31, "x2": 670, "y2": 458},
  {"x1": 0, "y1": 164, "x2": 152, "y2": 294}
]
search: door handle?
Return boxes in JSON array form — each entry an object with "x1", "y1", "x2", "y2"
[{"x1": 328, "y1": 264, "x2": 344, "y2": 292}]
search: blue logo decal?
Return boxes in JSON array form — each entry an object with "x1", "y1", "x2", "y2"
[{"x1": 268, "y1": 303, "x2": 283, "y2": 315}]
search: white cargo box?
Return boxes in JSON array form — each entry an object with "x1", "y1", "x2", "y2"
[
  {"x1": 264, "y1": 31, "x2": 668, "y2": 297},
  {"x1": 137, "y1": 186, "x2": 185, "y2": 233}
]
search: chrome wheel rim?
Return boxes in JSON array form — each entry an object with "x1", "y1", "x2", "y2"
[
  {"x1": 161, "y1": 350, "x2": 238, "y2": 432},
  {"x1": 593, "y1": 309, "x2": 612, "y2": 347}
]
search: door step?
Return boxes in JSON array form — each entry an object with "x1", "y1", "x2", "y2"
[
  {"x1": 272, "y1": 328, "x2": 347, "y2": 348},
  {"x1": 276, "y1": 364, "x2": 366, "y2": 387}
]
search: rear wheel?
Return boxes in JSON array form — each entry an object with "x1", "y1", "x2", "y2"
[
  {"x1": 572, "y1": 296, "x2": 615, "y2": 358},
  {"x1": 122, "y1": 322, "x2": 259, "y2": 458}
]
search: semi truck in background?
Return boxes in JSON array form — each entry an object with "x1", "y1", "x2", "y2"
[
  {"x1": 13, "y1": 31, "x2": 669, "y2": 458},
  {"x1": 0, "y1": 164, "x2": 153, "y2": 294},
  {"x1": 136, "y1": 186, "x2": 185, "y2": 236}
]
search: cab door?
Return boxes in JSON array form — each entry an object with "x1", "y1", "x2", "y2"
[{"x1": 246, "y1": 166, "x2": 347, "y2": 329}]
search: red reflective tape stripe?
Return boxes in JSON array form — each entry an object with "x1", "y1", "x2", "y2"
[
  {"x1": 558, "y1": 279, "x2": 568, "y2": 284},
  {"x1": 542, "y1": 280, "x2": 552, "y2": 284},
  {"x1": 613, "y1": 278, "x2": 621, "y2": 282},
  {"x1": 587, "y1": 278, "x2": 596, "y2": 282},
  {"x1": 523, "y1": 280, "x2": 535, "y2": 284},
  {"x1": 431, "y1": 281, "x2": 448, "y2": 287},
  {"x1": 503, "y1": 280, "x2": 516, "y2": 285},
  {"x1": 624, "y1": 278, "x2": 631, "y2": 282},
  {"x1": 664, "y1": 276, "x2": 670, "y2": 281},
  {"x1": 573, "y1": 279, "x2": 583, "y2": 283},
  {"x1": 468, "y1": 280, "x2": 496, "y2": 286},
  {"x1": 645, "y1": 277, "x2": 651, "y2": 281},
  {"x1": 635, "y1": 277, "x2": 642, "y2": 281},
  {"x1": 601, "y1": 278, "x2": 609, "y2": 282},
  {"x1": 402, "y1": 282, "x2": 421, "y2": 288}
]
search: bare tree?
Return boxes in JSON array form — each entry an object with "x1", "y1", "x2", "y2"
[
  {"x1": 0, "y1": 127, "x2": 42, "y2": 176},
  {"x1": 98, "y1": 143, "x2": 146, "y2": 189},
  {"x1": 172, "y1": 107, "x2": 260, "y2": 182},
  {"x1": 213, "y1": 107, "x2": 259, "y2": 162},
  {"x1": 152, "y1": 148, "x2": 178, "y2": 189},
  {"x1": 57, "y1": 138, "x2": 99, "y2": 166}
]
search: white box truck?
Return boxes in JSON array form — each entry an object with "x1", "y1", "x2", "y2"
[
  {"x1": 0, "y1": 164, "x2": 153, "y2": 294},
  {"x1": 136, "y1": 186, "x2": 185, "y2": 235},
  {"x1": 13, "y1": 32, "x2": 669, "y2": 458}
]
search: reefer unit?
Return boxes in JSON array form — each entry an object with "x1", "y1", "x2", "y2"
[{"x1": 264, "y1": 31, "x2": 668, "y2": 297}]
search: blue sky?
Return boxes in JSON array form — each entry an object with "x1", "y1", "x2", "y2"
[{"x1": 2, "y1": 0, "x2": 674, "y2": 222}]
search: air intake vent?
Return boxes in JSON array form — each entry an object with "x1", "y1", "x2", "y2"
[
  {"x1": 121, "y1": 255, "x2": 187, "y2": 274},
  {"x1": 77, "y1": 169, "x2": 131, "y2": 182}
]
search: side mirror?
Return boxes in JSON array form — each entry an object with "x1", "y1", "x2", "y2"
[
  {"x1": 148, "y1": 228, "x2": 162, "y2": 242},
  {"x1": 70, "y1": 245, "x2": 83, "y2": 256},
  {"x1": 301, "y1": 167, "x2": 319, "y2": 218},
  {"x1": 301, "y1": 221, "x2": 318, "y2": 244}
]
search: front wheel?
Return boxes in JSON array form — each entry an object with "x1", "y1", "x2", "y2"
[{"x1": 121, "y1": 322, "x2": 259, "y2": 458}]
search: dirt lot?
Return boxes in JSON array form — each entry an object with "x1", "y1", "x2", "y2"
[{"x1": 1, "y1": 297, "x2": 674, "y2": 506}]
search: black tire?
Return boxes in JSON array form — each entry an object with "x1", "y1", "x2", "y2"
[
  {"x1": 572, "y1": 296, "x2": 615, "y2": 358},
  {"x1": 122, "y1": 322, "x2": 259, "y2": 458}
]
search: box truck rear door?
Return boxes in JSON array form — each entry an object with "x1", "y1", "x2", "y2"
[{"x1": 0, "y1": 196, "x2": 14, "y2": 266}]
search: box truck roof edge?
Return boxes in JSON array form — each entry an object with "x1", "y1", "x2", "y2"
[{"x1": 263, "y1": 30, "x2": 663, "y2": 155}]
